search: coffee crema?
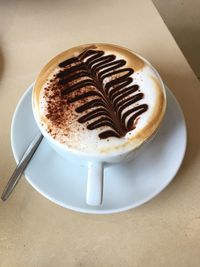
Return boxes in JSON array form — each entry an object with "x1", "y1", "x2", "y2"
[{"x1": 33, "y1": 44, "x2": 166, "y2": 155}]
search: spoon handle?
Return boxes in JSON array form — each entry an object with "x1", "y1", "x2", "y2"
[{"x1": 1, "y1": 133, "x2": 43, "y2": 201}]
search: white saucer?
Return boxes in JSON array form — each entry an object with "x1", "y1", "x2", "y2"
[{"x1": 11, "y1": 84, "x2": 187, "y2": 214}]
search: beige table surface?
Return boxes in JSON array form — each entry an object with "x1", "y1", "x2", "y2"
[{"x1": 0, "y1": 1, "x2": 200, "y2": 266}]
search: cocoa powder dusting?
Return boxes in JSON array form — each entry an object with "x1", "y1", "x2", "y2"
[{"x1": 43, "y1": 68, "x2": 93, "y2": 140}]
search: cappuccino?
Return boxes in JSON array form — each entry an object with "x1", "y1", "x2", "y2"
[{"x1": 33, "y1": 44, "x2": 166, "y2": 156}]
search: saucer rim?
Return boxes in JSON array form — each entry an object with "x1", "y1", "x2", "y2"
[{"x1": 11, "y1": 83, "x2": 187, "y2": 214}]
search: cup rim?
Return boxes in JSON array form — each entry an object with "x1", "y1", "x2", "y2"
[{"x1": 32, "y1": 43, "x2": 167, "y2": 158}]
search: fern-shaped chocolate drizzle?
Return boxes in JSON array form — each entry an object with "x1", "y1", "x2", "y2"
[{"x1": 57, "y1": 49, "x2": 148, "y2": 139}]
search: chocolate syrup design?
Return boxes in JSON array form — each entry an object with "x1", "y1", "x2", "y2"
[{"x1": 56, "y1": 49, "x2": 148, "y2": 139}]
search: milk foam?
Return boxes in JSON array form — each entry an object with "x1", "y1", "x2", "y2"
[{"x1": 34, "y1": 44, "x2": 166, "y2": 156}]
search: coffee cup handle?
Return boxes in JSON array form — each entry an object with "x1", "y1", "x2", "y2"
[{"x1": 86, "y1": 161, "x2": 103, "y2": 206}]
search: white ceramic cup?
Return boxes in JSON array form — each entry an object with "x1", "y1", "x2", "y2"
[{"x1": 32, "y1": 44, "x2": 166, "y2": 206}]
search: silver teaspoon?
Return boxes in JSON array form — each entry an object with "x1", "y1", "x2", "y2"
[{"x1": 1, "y1": 133, "x2": 43, "y2": 201}]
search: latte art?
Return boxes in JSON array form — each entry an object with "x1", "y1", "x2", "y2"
[
  {"x1": 33, "y1": 44, "x2": 166, "y2": 155},
  {"x1": 51, "y1": 49, "x2": 148, "y2": 139}
]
